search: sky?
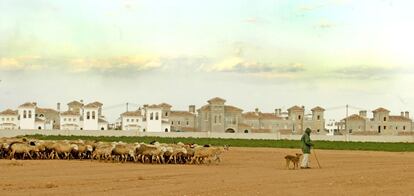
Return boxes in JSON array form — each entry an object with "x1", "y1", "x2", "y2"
[{"x1": 1, "y1": 0, "x2": 414, "y2": 122}]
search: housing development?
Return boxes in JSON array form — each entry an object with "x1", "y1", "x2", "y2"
[{"x1": 0, "y1": 97, "x2": 413, "y2": 135}]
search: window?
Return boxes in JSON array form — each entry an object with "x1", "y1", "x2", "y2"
[
  {"x1": 39, "y1": 114, "x2": 44, "y2": 117},
  {"x1": 1, "y1": 118, "x2": 4, "y2": 121},
  {"x1": 11, "y1": 118, "x2": 14, "y2": 121},
  {"x1": 127, "y1": 119, "x2": 130, "y2": 122},
  {"x1": 101, "y1": 127, "x2": 104, "y2": 130},
  {"x1": 383, "y1": 126, "x2": 386, "y2": 130},
  {"x1": 38, "y1": 126, "x2": 42, "y2": 130},
  {"x1": 28, "y1": 110, "x2": 32, "y2": 118},
  {"x1": 298, "y1": 115, "x2": 301, "y2": 120},
  {"x1": 92, "y1": 111, "x2": 96, "y2": 119},
  {"x1": 165, "y1": 112, "x2": 168, "y2": 117},
  {"x1": 178, "y1": 121, "x2": 181, "y2": 125},
  {"x1": 64, "y1": 118, "x2": 67, "y2": 121},
  {"x1": 396, "y1": 126, "x2": 398, "y2": 130},
  {"x1": 73, "y1": 118, "x2": 76, "y2": 122},
  {"x1": 244, "y1": 130, "x2": 249, "y2": 133},
  {"x1": 219, "y1": 115, "x2": 222, "y2": 123},
  {"x1": 155, "y1": 112, "x2": 159, "y2": 120},
  {"x1": 317, "y1": 129, "x2": 320, "y2": 132},
  {"x1": 383, "y1": 117, "x2": 387, "y2": 121},
  {"x1": 171, "y1": 121, "x2": 174, "y2": 125},
  {"x1": 403, "y1": 126, "x2": 406, "y2": 130},
  {"x1": 150, "y1": 113, "x2": 153, "y2": 120},
  {"x1": 68, "y1": 118, "x2": 72, "y2": 122},
  {"x1": 87, "y1": 112, "x2": 90, "y2": 120},
  {"x1": 23, "y1": 110, "x2": 27, "y2": 118},
  {"x1": 186, "y1": 121, "x2": 189, "y2": 126},
  {"x1": 6, "y1": 118, "x2": 9, "y2": 121},
  {"x1": 165, "y1": 128, "x2": 168, "y2": 132},
  {"x1": 317, "y1": 115, "x2": 320, "y2": 120},
  {"x1": 214, "y1": 116, "x2": 217, "y2": 124}
]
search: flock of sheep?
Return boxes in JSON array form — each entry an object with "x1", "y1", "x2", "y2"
[{"x1": 0, "y1": 137, "x2": 228, "y2": 165}]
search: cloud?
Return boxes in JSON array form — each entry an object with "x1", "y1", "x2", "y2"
[
  {"x1": 205, "y1": 57, "x2": 305, "y2": 76},
  {"x1": 331, "y1": 65, "x2": 399, "y2": 80},
  {"x1": 0, "y1": 55, "x2": 161, "y2": 74},
  {"x1": 0, "y1": 56, "x2": 48, "y2": 71}
]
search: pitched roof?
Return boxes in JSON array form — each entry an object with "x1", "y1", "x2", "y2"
[
  {"x1": 18, "y1": 102, "x2": 36, "y2": 108},
  {"x1": 0, "y1": 109, "x2": 18, "y2": 115},
  {"x1": 288, "y1": 105, "x2": 304, "y2": 111},
  {"x1": 242, "y1": 112, "x2": 259, "y2": 119},
  {"x1": 84, "y1": 102, "x2": 100, "y2": 108},
  {"x1": 311, "y1": 106, "x2": 325, "y2": 112},
  {"x1": 147, "y1": 104, "x2": 162, "y2": 109},
  {"x1": 170, "y1": 111, "x2": 195, "y2": 117},
  {"x1": 60, "y1": 110, "x2": 80, "y2": 116},
  {"x1": 207, "y1": 97, "x2": 226, "y2": 104},
  {"x1": 158, "y1": 103, "x2": 172, "y2": 108},
  {"x1": 198, "y1": 104, "x2": 209, "y2": 111},
  {"x1": 121, "y1": 111, "x2": 142, "y2": 117},
  {"x1": 91, "y1": 101, "x2": 103, "y2": 106},
  {"x1": 343, "y1": 114, "x2": 365, "y2": 121},
  {"x1": 389, "y1": 116, "x2": 412, "y2": 122},
  {"x1": 224, "y1": 105, "x2": 243, "y2": 112},
  {"x1": 373, "y1": 107, "x2": 390, "y2": 113},
  {"x1": 36, "y1": 108, "x2": 58, "y2": 114},
  {"x1": 67, "y1": 101, "x2": 83, "y2": 106}
]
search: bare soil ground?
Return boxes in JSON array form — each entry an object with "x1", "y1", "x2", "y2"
[{"x1": 0, "y1": 148, "x2": 413, "y2": 196}]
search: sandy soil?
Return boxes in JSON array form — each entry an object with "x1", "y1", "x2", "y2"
[{"x1": 0, "y1": 148, "x2": 413, "y2": 196}]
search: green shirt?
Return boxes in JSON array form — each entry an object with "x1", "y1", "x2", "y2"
[{"x1": 301, "y1": 133, "x2": 313, "y2": 154}]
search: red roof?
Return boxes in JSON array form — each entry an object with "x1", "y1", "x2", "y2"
[{"x1": 373, "y1": 107, "x2": 390, "y2": 113}]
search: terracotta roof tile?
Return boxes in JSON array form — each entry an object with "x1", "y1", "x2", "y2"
[
  {"x1": 121, "y1": 111, "x2": 142, "y2": 117},
  {"x1": 343, "y1": 114, "x2": 365, "y2": 121},
  {"x1": 19, "y1": 102, "x2": 36, "y2": 108},
  {"x1": 225, "y1": 105, "x2": 243, "y2": 112},
  {"x1": 84, "y1": 102, "x2": 100, "y2": 108},
  {"x1": 207, "y1": 97, "x2": 226, "y2": 104},
  {"x1": 311, "y1": 106, "x2": 325, "y2": 112},
  {"x1": 373, "y1": 107, "x2": 390, "y2": 113},
  {"x1": 98, "y1": 118, "x2": 108, "y2": 123},
  {"x1": 0, "y1": 109, "x2": 18, "y2": 115},
  {"x1": 170, "y1": 111, "x2": 195, "y2": 117},
  {"x1": 67, "y1": 101, "x2": 83, "y2": 106},
  {"x1": 158, "y1": 103, "x2": 172, "y2": 108},
  {"x1": 36, "y1": 108, "x2": 58, "y2": 114},
  {"x1": 389, "y1": 116, "x2": 411, "y2": 122},
  {"x1": 288, "y1": 105, "x2": 304, "y2": 111}
]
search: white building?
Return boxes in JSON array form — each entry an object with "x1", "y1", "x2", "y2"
[
  {"x1": 60, "y1": 100, "x2": 108, "y2": 130},
  {"x1": 17, "y1": 102, "x2": 36, "y2": 130},
  {"x1": 120, "y1": 111, "x2": 143, "y2": 131},
  {"x1": 60, "y1": 110, "x2": 82, "y2": 130},
  {"x1": 0, "y1": 109, "x2": 19, "y2": 130}
]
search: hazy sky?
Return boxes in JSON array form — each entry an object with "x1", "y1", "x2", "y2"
[{"x1": 1, "y1": 0, "x2": 414, "y2": 122}]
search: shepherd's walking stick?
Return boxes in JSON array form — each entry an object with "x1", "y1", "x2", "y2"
[{"x1": 312, "y1": 148, "x2": 322, "y2": 169}]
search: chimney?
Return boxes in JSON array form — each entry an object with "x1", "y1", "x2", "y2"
[
  {"x1": 405, "y1": 111, "x2": 409, "y2": 118},
  {"x1": 359, "y1": 110, "x2": 367, "y2": 118},
  {"x1": 189, "y1": 105, "x2": 196, "y2": 113},
  {"x1": 275, "y1": 109, "x2": 281, "y2": 116},
  {"x1": 57, "y1": 102, "x2": 61, "y2": 112},
  {"x1": 32, "y1": 102, "x2": 37, "y2": 106},
  {"x1": 401, "y1": 112, "x2": 405, "y2": 117},
  {"x1": 255, "y1": 108, "x2": 259, "y2": 113}
]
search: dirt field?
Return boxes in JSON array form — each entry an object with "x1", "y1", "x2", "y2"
[{"x1": 0, "y1": 147, "x2": 413, "y2": 196}]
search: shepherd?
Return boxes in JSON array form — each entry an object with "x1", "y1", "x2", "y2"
[{"x1": 300, "y1": 128, "x2": 313, "y2": 169}]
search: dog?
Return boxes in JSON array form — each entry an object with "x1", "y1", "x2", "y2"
[{"x1": 284, "y1": 153, "x2": 302, "y2": 170}]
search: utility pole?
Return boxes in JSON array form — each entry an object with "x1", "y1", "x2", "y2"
[{"x1": 126, "y1": 102, "x2": 129, "y2": 112}]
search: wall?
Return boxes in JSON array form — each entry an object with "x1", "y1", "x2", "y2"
[{"x1": 0, "y1": 130, "x2": 412, "y2": 143}]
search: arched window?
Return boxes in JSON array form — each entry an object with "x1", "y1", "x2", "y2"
[
  {"x1": 403, "y1": 126, "x2": 406, "y2": 130},
  {"x1": 298, "y1": 115, "x2": 301, "y2": 120},
  {"x1": 383, "y1": 117, "x2": 387, "y2": 121},
  {"x1": 155, "y1": 112, "x2": 159, "y2": 120},
  {"x1": 87, "y1": 112, "x2": 90, "y2": 120},
  {"x1": 165, "y1": 112, "x2": 168, "y2": 117},
  {"x1": 28, "y1": 110, "x2": 32, "y2": 118},
  {"x1": 143, "y1": 128, "x2": 146, "y2": 132},
  {"x1": 23, "y1": 110, "x2": 27, "y2": 118},
  {"x1": 165, "y1": 128, "x2": 168, "y2": 132},
  {"x1": 150, "y1": 113, "x2": 153, "y2": 120},
  {"x1": 101, "y1": 127, "x2": 104, "y2": 130},
  {"x1": 38, "y1": 126, "x2": 42, "y2": 130},
  {"x1": 317, "y1": 115, "x2": 320, "y2": 120},
  {"x1": 92, "y1": 111, "x2": 96, "y2": 119},
  {"x1": 244, "y1": 130, "x2": 249, "y2": 133}
]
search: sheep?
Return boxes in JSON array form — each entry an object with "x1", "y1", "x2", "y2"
[
  {"x1": 8, "y1": 142, "x2": 36, "y2": 160},
  {"x1": 166, "y1": 146, "x2": 187, "y2": 164},
  {"x1": 92, "y1": 144, "x2": 114, "y2": 161},
  {"x1": 136, "y1": 143, "x2": 166, "y2": 164},
  {"x1": 190, "y1": 146, "x2": 225, "y2": 165},
  {"x1": 111, "y1": 143, "x2": 139, "y2": 163},
  {"x1": 50, "y1": 142, "x2": 79, "y2": 160}
]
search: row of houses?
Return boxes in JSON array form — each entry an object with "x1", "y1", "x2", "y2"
[{"x1": 0, "y1": 97, "x2": 412, "y2": 135}]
